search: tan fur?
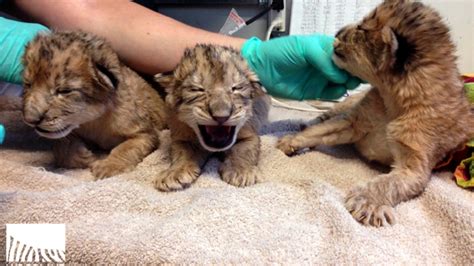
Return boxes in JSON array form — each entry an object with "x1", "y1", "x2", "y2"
[
  {"x1": 277, "y1": 0, "x2": 473, "y2": 226},
  {"x1": 22, "y1": 31, "x2": 167, "y2": 179},
  {"x1": 154, "y1": 44, "x2": 270, "y2": 191}
]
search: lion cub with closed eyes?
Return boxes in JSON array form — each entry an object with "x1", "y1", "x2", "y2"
[
  {"x1": 277, "y1": 0, "x2": 473, "y2": 226},
  {"x1": 154, "y1": 44, "x2": 270, "y2": 191},
  {"x1": 22, "y1": 31, "x2": 166, "y2": 179}
]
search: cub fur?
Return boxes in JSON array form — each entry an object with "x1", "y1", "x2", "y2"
[
  {"x1": 154, "y1": 44, "x2": 270, "y2": 191},
  {"x1": 22, "y1": 31, "x2": 166, "y2": 179},
  {"x1": 277, "y1": 0, "x2": 473, "y2": 226}
]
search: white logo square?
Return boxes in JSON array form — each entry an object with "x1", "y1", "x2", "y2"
[{"x1": 6, "y1": 224, "x2": 66, "y2": 263}]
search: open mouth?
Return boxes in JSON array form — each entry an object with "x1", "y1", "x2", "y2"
[
  {"x1": 198, "y1": 125, "x2": 236, "y2": 150},
  {"x1": 35, "y1": 125, "x2": 75, "y2": 139}
]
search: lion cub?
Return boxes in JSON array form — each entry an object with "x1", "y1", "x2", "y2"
[
  {"x1": 277, "y1": 0, "x2": 473, "y2": 226},
  {"x1": 22, "y1": 31, "x2": 166, "y2": 179},
  {"x1": 154, "y1": 44, "x2": 270, "y2": 191}
]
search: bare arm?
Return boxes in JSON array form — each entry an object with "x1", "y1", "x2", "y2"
[{"x1": 13, "y1": 0, "x2": 246, "y2": 74}]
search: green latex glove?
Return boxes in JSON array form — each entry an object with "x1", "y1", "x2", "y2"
[
  {"x1": 0, "y1": 17, "x2": 49, "y2": 84},
  {"x1": 241, "y1": 35, "x2": 361, "y2": 100},
  {"x1": 0, "y1": 124, "x2": 4, "y2": 144}
]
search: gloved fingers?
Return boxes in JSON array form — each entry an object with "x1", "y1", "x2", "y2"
[
  {"x1": 346, "y1": 76, "x2": 363, "y2": 91},
  {"x1": 268, "y1": 82, "x2": 301, "y2": 100},
  {"x1": 300, "y1": 72, "x2": 330, "y2": 100},
  {"x1": 316, "y1": 78, "x2": 364, "y2": 100},
  {"x1": 319, "y1": 84, "x2": 349, "y2": 100},
  {"x1": 271, "y1": 71, "x2": 352, "y2": 101},
  {"x1": 262, "y1": 69, "x2": 311, "y2": 100},
  {"x1": 303, "y1": 35, "x2": 348, "y2": 84}
]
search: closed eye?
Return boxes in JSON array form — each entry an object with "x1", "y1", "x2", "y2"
[
  {"x1": 183, "y1": 93, "x2": 205, "y2": 104},
  {"x1": 232, "y1": 85, "x2": 248, "y2": 92},
  {"x1": 190, "y1": 87, "x2": 205, "y2": 92},
  {"x1": 57, "y1": 88, "x2": 78, "y2": 95}
]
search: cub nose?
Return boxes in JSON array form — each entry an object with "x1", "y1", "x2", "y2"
[
  {"x1": 212, "y1": 115, "x2": 230, "y2": 124},
  {"x1": 23, "y1": 110, "x2": 44, "y2": 126}
]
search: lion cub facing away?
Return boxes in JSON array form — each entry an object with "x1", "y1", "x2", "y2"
[
  {"x1": 278, "y1": 0, "x2": 473, "y2": 226},
  {"x1": 154, "y1": 44, "x2": 270, "y2": 191},
  {"x1": 22, "y1": 31, "x2": 166, "y2": 179}
]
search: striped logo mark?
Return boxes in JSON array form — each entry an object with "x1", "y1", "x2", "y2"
[{"x1": 6, "y1": 224, "x2": 65, "y2": 264}]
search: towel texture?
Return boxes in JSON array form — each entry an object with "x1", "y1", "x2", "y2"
[{"x1": 0, "y1": 105, "x2": 473, "y2": 264}]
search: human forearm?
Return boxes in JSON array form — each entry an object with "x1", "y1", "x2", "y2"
[{"x1": 14, "y1": 0, "x2": 245, "y2": 74}]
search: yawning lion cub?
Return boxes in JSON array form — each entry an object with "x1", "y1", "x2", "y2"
[{"x1": 154, "y1": 44, "x2": 270, "y2": 191}]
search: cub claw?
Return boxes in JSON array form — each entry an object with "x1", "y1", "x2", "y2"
[
  {"x1": 154, "y1": 165, "x2": 200, "y2": 192},
  {"x1": 345, "y1": 187, "x2": 395, "y2": 227},
  {"x1": 276, "y1": 135, "x2": 297, "y2": 156}
]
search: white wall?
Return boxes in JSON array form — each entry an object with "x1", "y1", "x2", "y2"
[{"x1": 423, "y1": 0, "x2": 474, "y2": 73}]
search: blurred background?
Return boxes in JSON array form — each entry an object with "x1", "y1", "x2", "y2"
[{"x1": 142, "y1": 0, "x2": 473, "y2": 73}]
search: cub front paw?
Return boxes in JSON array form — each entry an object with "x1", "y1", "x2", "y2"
[
  {"x1": 90, "y1": 158, "x2": 132, "y2": 180},
  {"x1": 345, "y1": 187, "x2": 395, "y2": 227},
  {"x1": 154, "y1": 165, "x2": 200, "y2": 192},
  {"x1": 56, "y1": 144, "x2": 98, "y2": 169},
  {"x1": 219, "y1": 163, "x2": 258, "y2": 187},
  {"x1": 74, "y1": 146, "x2": 98, "y2": 167},
  {"x1": 276, "y1": 135, "x2": 297, "y2": 156}
]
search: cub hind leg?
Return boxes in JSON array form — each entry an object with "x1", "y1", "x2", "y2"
[
  {"x1": 277, "y1": 115, "x2": 362, "y2": 156},
  {"x1": 278, "y1": 90, "x2": 371, "y2": 155},
  {"x1": 308, "y1": 90, "x2": 368, "y2": 126}
]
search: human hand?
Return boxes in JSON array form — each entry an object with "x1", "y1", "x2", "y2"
[
  {"x1": 0, "y1": 17, "x2": 49, "y2": 84},
  {"x1": 241, "y1": 35, "x2": 361, "y2": 100}
]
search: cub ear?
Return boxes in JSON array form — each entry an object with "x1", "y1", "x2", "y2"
[
  {"x1": 155, "y1": 73, "x2": 179, "y2": 106},
  {"x1": 247, "y1": 70, "x2": 267, "y2": 98},
  {"x1": 381, "y1": 26, "x2": 398, "y2": 52},
  {"x1": 94, "y1": 63, "x2": 119, "y2": 90},
  {"x1": 251, "y1": 81, "x2": 267, "y2": 98},
  {"x1": 154, "y1": 72, "x2": 175, "y2": 90},
  {"x1": 86, "y1": 34, "x2": 122, "y2": 90},
  {"x1": 379, "y1": 26, "x2": 398, "y2": 71}
]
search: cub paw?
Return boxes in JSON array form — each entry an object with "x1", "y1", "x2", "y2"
[
  {"x1": 276, "y1": 135, "x2": 297, "y2": 156},
  {"x1": 219, "y1": 163, "x2": 258, "y2": 187},
  {"x1": 56, "y1": 144, "x2": 98, "y2": 169},
  {"x1": 72, "y1": 146, "x2": 98, "y2": 167},
  {"x1": 154, "y1": 164, "x2": 200, "y2": 192},
  {"x1": 90, "y1": 158, "x2": 132, "y2": 180},
  {"x1": 345, "y1": 187, "x2": 395, "y2": 227}
]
